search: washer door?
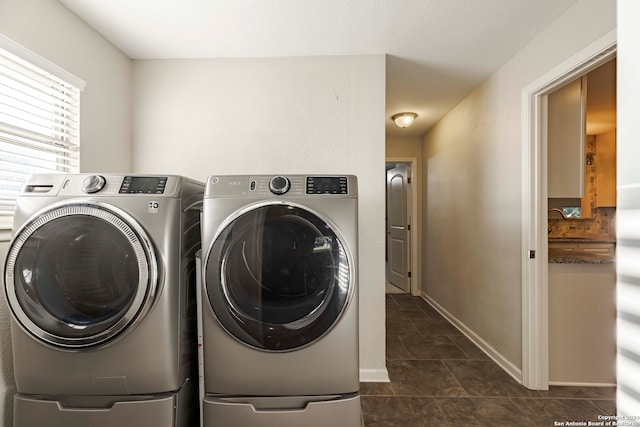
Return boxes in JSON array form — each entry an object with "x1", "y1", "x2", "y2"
[
  {"x1": 204, "y1": 203, "x2": 352, "y2": 351},
  {"x1": 4, "y1": 202, "x2": 158, "y2": 349}
]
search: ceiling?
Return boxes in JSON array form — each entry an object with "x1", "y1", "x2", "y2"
[{"x1": 58, "y1": 0, "x2": 578, "y2": 137}]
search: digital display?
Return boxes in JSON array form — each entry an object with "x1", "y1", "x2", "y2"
[
  {"x1": 306, "y1": 177, "x2": 348, "y2": 194},
  {"x1": 119, "y1": 176, "x2": 168, "y2": 194}
]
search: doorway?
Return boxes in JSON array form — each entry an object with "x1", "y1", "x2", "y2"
[
  {"x1": 385, "y1": 158, "x2": 421, "y2": 297},
  {"x1": 521, "y1": 30, "x2": 616, "y2": 390},
  {"x1": 546, "y1": 58, "x2": 617, "y2": 386},
  {"x1": 386, "y1": 162, "x2": 412, "y2": 294}
]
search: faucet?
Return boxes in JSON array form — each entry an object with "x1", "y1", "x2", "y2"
[{"x1": 548, "y1": 208, "x2": 568, "y2": 219}]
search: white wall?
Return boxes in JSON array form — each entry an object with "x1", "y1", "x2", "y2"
[
  {"x1": 421, "y1": 0, "x2": 616, "y2": 376},
  {"x1": 131, "y1": 55, "x2": 388, "y2": 380},
  {"x1": 616, "y1": 0, "x2": 640, "y2": 416},
  {"x1": 0, "y1": 0, "x2": 132, "y2": 173},
  {"x1": 0, "y1": 0, "x2": 132, "y2": 423}
]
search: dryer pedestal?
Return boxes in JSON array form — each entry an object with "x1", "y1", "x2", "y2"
[
  {"x1": 202, "y1": 394, "x2": 361, "y2": 427},
  {"x1": 13, "y1": 380, "x2": 196, "y2": 427}
]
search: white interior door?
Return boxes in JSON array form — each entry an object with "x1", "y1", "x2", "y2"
[{"x1": 386, "y1": 165, "x2": 410, "y2": 292}]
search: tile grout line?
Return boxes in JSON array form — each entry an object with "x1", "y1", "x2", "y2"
[
  {"x1": 367, "y1": 295, "x2": 617, "y2": 426},
  {"x1": 439, "y1": 359, "x2": 470, "y2": 397}
]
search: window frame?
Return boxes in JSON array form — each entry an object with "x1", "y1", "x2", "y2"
[{"x1": 0, "y1": 35, "x2": 85, "y2": 234}]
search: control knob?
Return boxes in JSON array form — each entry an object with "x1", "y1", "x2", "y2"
[
  {"x1": 82, "y1": 175, "x2": 106, "y2": 194},
  {"x1": 269, "y1": 176, "x2": 290, "y2": 195}
]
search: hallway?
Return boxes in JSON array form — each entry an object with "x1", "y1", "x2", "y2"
[{"x1": 360, "y1": 294, "x2": 616, "y2": 426}]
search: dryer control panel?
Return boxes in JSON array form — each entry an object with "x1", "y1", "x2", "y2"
[{"x1": 205, "y1": 175, "x2": 357, "y2": 198}]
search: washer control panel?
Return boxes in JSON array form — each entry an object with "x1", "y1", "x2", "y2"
[
  {"x1": 21, "y1": 174, "x2": 181, "y2": 197},
  {"x1": 119, "y1": 176, "x2": 168, "y2": 194},
  {"x1": 82, "y1": 175, "x2": 106, "y2": 194}
]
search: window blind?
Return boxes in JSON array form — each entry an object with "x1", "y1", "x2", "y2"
[{"x1": 0, "y1": 45, "x2": 81, "y2": 215}]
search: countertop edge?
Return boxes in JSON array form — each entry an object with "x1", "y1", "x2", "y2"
[
  {"x1": 548, "y1": 257, "x2": 615, "y2": 264},
  {"x1": 548, "y1": 239, "x2": 616, "y2": 244}
]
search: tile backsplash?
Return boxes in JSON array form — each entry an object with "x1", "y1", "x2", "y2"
[
  {"x1": 548, "y1": 206, "x2": 616, "y2": 241},
  {"x1": 548, "y1": 134, "x2": 616, "y2": 242}
]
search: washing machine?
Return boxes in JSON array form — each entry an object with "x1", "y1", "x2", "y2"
[
  {"x1": 3, "y1": 173, "x2": 204, "y2": 427},
  {"x1": 200, "y1": 174, "x2": 360, "y2": 426}
]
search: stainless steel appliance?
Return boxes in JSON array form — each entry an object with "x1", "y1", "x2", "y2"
[
  {"x1": 199, "y1": 174, "x2": 360, "y2": 426},
  {"x1": 4, "y1": 173, "x2": 203, "y2": 427}
]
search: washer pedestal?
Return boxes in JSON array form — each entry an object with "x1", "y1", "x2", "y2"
[
  {"x1": 13, "y1": 381, "x2": 196, "y2": 427},
  {"x1": 203, "y1": 394, "x2": 361, "y2": 427}
]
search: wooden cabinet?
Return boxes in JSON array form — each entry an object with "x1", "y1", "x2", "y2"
[
  {"x1": 548, "y1": 242, "x2": 577, "y2": 252},
  {"x1": 577, "y1": 242, "x2": 615, "y2": 256},
  {"x1": 549, "y1": 241, "x2": 615, "y2": 257},
  {"x1": 547, "y1": 78, "x2": 585, "y2": 198}
]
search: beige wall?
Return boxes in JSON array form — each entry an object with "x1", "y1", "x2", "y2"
[
  {"x1": 131, "y1": 55, "x2": 387, "y2": 380},
  {"x1": 549, "y1": 263, "x2": 616, "y2": 385},
  {"x1": 421, "y1": 0, "x2": 616, "y2": 375},
  {"x1": 386, "y1": 136, "x2": 422, "y2": 159},
  {"x1": 0, "y1": 0, "x2": 132, "y2": 422}
]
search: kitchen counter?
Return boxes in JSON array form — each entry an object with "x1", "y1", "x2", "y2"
[
  {"x1": 548, "y1": 248, "x2": 615, "y2": 264},
  {"x1": 548, "y1": 239, "x2": 616, "y2": 264},
  {"x1": 548, "y1": 238, "x2": 616, "y2": 244}
]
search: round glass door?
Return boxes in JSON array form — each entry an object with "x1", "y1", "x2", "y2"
[
  {"x1": 205, "y1": 203, "x2": 353, "y2": 351},
  {"x1": 4, "y1": 203, "x2": 157, "y2": 349}
]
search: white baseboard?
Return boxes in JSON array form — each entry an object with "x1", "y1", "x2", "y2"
[
  {"x1": 359, "y1": 368, "x2": 390, "y2": 383},
  {"x1": 549, "y1": 381, "x2": 617, "y2": 387},
  {"x1": 421, "y1": 292, "x2": 523, "y2": 384}
]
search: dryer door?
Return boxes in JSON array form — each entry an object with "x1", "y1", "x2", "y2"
[
  {"x1": 204, "y1": 203, "x2": 353, "y2": 351},
  {"x1": 4, "y1": 202, "x2": 158, "y2": 349}
]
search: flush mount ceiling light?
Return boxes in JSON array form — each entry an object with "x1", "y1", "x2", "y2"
[{"x1": 392, "y1": 112, "x2": 417, "y2": 128}]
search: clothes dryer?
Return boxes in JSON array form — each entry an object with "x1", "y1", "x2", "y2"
[
  {"x1": 200, "y1": 175, "x2": 360, "y2": 426},
  {"x1": 3, "y1": 173, "x2": 203, "y2": 427}
]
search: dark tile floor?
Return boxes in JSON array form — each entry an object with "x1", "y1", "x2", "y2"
[{"x1": 360, "y1": 294, "x2": 616, "y2": 426}]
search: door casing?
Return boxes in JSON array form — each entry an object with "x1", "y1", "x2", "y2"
[
  {"x1": 520, "y1": 30, "x2": 616, "y2": 390},
  {"x1": 386, "y1": 157, "x2": 420, "y2": 297}
]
